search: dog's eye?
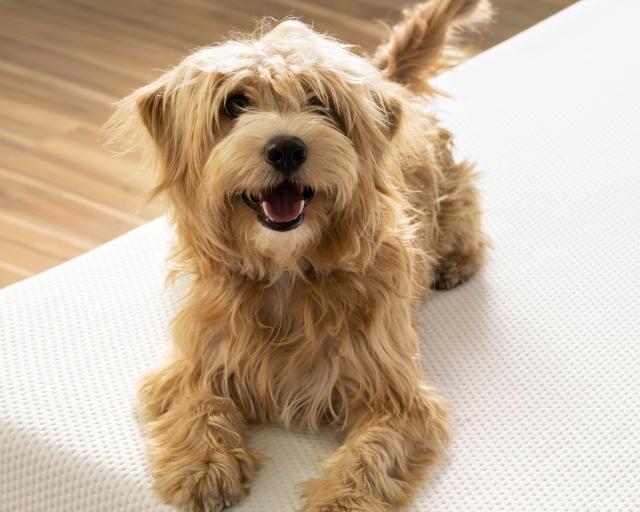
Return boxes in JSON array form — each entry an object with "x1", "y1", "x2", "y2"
[
  {"x1": 307, "y1": 96, "x2": 328, "y2": 113},
  {"x1": 307, "y1": 95, "x2": 345, "y2": 132},
  {"x1": 308, "y1": 96, "x2": 325, "y2": 107},
  {"x1": 223, "y1": 94, "x2": 249, "y2": 118}
]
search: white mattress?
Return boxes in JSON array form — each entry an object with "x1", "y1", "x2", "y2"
[{"x1": 2, "y1": 0, "x2": 639, "y2": 510}]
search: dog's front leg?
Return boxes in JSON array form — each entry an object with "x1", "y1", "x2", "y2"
[
  {"x1": 140, "y1": 361, "x2": 259, "y2": 512},
  {"x1": 300, "y1": 385, "x2": 449, "y2": 512}
]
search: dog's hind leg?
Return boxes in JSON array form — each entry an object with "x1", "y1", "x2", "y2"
[{"x1": 431, "y1": 160, "x2": 488, "y2": 290}]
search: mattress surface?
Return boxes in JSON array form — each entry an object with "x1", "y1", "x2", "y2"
[{"x1": 1, "y1": 0, "x2": 639, "y2": 510}]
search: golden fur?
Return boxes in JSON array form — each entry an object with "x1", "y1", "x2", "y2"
[{"x1": 108, "y1": 1, "x2": 490, "y2": 510}]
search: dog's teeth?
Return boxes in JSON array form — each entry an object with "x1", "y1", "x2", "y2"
[
  {"x1": 261, "y1": 202, "x2": 277, "y2": 223},
  {"x1": 260, "y1": 202, "x2": 271, "y2": 220}
]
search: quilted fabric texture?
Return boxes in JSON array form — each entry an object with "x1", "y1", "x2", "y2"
[{"x1": 1, "y1": 0, "x2": 639, "y2": 510}]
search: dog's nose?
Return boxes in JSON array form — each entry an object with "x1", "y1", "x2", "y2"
[{"x1": 264, "y1": 136, "x2": 307, "y2": 175}]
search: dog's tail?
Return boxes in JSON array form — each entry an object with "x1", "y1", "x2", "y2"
[{"x1": 373, "y1": 0, "x2": 492, "y2": 91}]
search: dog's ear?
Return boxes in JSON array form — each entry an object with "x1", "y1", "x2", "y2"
[
  {"x1": 370, "y1": 89, "x2": 402, "y2": 139},
  {"x1": 380, "y1": 95, "x2": 402, "y2": 138},
  {"x1": 136, "y1": 82, "x2": 172, "y2": 148},
  {"x1": 107, "y1": 72, "x2": 172, "y2": 147},
  {"x1": 106, "y1": 71, "x2": 191, "y2": 198},
  {"x1": 133, "y1": 80, "x2": 189, "y2": 195}
]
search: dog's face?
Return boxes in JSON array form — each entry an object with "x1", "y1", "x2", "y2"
[{"x1": 121, "y1": 21, "x2": 402, "y2": 277}]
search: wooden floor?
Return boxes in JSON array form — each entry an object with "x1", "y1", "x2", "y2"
[{"x1": 0, "y1": 0, "x2": 576, "y2": 287}]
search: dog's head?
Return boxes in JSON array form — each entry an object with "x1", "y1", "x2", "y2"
[{"x1": 111, "y1": 21, "x2": 407, "y2": 279}]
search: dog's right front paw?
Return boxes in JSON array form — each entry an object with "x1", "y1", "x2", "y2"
[
  {"x1": 144, "y1": 391, "x2": 260, "y2": 511},
  {"x1": 153, "y1": 445, "x2": 259, "y2": 512}
]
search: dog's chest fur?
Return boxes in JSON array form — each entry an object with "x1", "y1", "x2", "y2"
[{"x1": 213, "y1": 271, "x2": 373, "y2": 429}]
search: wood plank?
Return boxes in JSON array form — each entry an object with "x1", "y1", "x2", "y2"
[
  {"x1": 0, "y1": 138, "x2": 161, "y2": 221},
  {"x1": 0, "y1": 221, "x2": 71, "y2": 276},
  {"x1": 0, "y1": 261, "x2": 31, "y2": 288},
  {"x1": 0, "y1": 168, "x2": 141, "y2": 248},
  {"x1": 0, "y1": 211, "x2": 92, "y2": 252}
]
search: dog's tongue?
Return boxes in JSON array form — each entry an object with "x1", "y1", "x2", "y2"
[{"x1": 261, "y1": 182, "x2": 304, "y2": 223}]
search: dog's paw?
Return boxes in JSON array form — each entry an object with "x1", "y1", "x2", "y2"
[
  {"x1": 433, "y1": 259, "x2": 465, "y2": 290},
  {"x1": 153, "y1": 447, "x2": 258, "y2": 512},
  {"x1": 302, "y1": 496, "x2": 387, "y2": 512},
  {"x1": 432, "y1": 250, "x2": 483, "y2": 290},
  {"x1": 300, "y1": 483, "x2": 387, "y2": 512}
]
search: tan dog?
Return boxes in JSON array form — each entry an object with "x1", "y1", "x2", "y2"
[{"x1": 109, "y1": 0, "x2": 490, "y2": 510}]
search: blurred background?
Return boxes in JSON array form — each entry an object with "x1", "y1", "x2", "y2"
[{"x1": 0, "y1": 0, "x2": 575, "y2": 287}]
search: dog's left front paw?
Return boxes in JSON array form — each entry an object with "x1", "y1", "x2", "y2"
[
  {"x1": 302, "y1": 498, "x2": 385, "y2": 512},
  {"x1": 300, "y1": 483, "x2": 387, "y2": 512},
  {"x1": 432, "y1": 248, "x2": 484, "y2": 290}
]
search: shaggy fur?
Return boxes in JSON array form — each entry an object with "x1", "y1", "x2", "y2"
[{"x1": 109, "y1": 1, "x2": 490, "y2": 510}]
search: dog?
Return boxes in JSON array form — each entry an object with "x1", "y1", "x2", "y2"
[{"x1": 109, "y1": 0, "x2": 490, "y2": 510}]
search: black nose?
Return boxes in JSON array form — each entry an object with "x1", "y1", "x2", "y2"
[{"x1": 264, "y1": 136, "x2": 307, "y2": 175}]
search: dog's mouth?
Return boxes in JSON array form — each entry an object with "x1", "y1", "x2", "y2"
[{"x1": 243, "y1": 181, "x2": 315, "y2": 232}]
